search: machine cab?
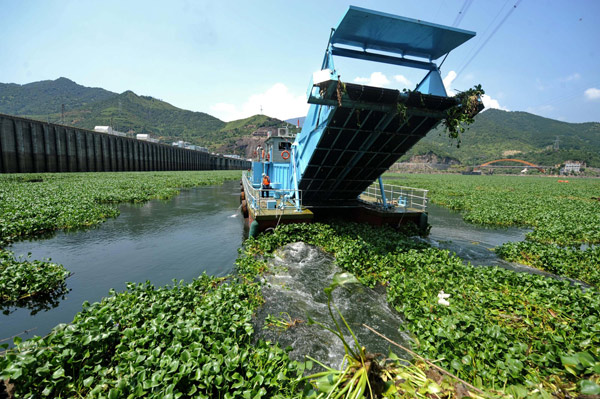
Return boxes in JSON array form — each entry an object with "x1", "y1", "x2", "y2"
[{"x1": 265, "y1": 127, "x2": 295, "y2": 163}]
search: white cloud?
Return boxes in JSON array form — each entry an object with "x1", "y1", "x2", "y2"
[
  {"x1": 443, "y1": 71, "x2": 507, "y2": 111},
  {"x1": 393, "y1": 74, "x2": 412, "y2": 87},
  {"x1": 535, "y1": 78, "x2": 546, "y2": 91},
  {"x1": 562, "y1": 73, "x2": 581, "y2": 82},
  {"x1": 442, "y1": 71, "x2": 457, "y2": 96},
  {"x1": 481, "y1": 94, "x2": 509, "y2": 111},
  {"x1": 584, "y1": 87, "x2": 600, "y2": 101},
  {"x1": 210, "y1": 83, "x2": 308, "y2": 122},
  {"x1": 353, "y1": 72, "x2": 390, "y2": 88}
]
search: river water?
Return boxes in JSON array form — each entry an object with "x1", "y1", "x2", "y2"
[
  {"x1": 1, "y1": 180, "x2": 244, "y2": 341},
  {"x1": 423, "y1": 204, "x2": 568, "y2": 279},
  {"x1": 426, "y1": 203, "x2": 529, "y2": 267},
  {"x1": 2, "y1": 184, "x2": 534, "y2": 353}
]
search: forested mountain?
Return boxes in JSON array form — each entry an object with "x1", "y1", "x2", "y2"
[
  {"x1": 402, "y1": 109, "x2": 600, "y2": 167},
  {"x1": 1, "y1": 78, "x2": 598, "y2": 165},
  {"x1": 0, "y1": 77, "x2": 115, "y2": 116},
  {"x1": 54, "y1": 90, "x2": 226, "y2": 143}
]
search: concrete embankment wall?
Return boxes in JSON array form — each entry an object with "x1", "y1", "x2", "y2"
[{"x1": 0, "y1": 114, "x2": 250, "y2": 173}]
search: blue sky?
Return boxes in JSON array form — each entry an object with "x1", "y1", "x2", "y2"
[{"x1": 2, "y1": 0, "x2": 599, "y2": 123}]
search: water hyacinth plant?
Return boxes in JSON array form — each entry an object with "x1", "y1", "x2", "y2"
[
  {"x1": 0, "y1": 250, "x2": 69, "y2": 305},
  {"x1": 386, "y1": 174, "x2": 600, "y2": 287},
  {"x1": 1, "y1": 275, "x2": 301, "y2": 398},
  {"x1": 302, "y1": 273, "x2": 488, "y2": 398},
  {"x1": 241, "y1": 222, "x2": 600, "y2": 397},
  {"x1": 3, "y1": 171, "x2": 600, "y2": 397}
]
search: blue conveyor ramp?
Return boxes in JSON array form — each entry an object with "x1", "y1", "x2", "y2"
[{"x1": 291, "y1": 6, "x2": 481, "y2": 206}]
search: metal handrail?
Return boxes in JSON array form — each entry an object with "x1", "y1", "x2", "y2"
[
  {"x1": 360, "y1": 182, "x2": 428, "y2": 211},
  {"x1": 242, "y1": 172, "x2": 303, "y2": 215}
]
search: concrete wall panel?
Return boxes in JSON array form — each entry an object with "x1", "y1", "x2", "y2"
[{"x1": 0, "y1": 114, "x2": 251, "y2": 173}]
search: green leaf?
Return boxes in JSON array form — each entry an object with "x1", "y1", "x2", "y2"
[
  {"x1": 575, "y1": 351, "x2": 596, "y2": 367},
  {"x1": 52, "y1": 367, "x2": 65, "y2": 379},
  {"x1": 579, "y1": 380, "x2": 600, "y2": 395}
]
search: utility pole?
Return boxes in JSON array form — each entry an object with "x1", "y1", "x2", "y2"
[
  {"x1": 118, "y1": 100, "x2": 122, "y2": 132},
  {"x1": 61, "y1": 104, "x2": 65, "y2": 124}
]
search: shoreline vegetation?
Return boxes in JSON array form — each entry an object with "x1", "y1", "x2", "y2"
[
  {"x1": 385, "y1": 174, "x2": 600, "y2": 288},
  {"x1": 1, "y1": 172, "x2": 600, "y2": 397}
]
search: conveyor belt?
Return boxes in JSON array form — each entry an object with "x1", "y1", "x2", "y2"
[{"x1": 299, "y1": 82, "x2": 458, "y2": 205}]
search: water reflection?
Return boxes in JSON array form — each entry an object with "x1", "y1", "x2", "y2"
[
  {"x1": 1, "y1": 181, "x2": 244, "y2": 341},
  {"x1": 1, "y1": 283, "x2": 70, "y2": 316},
  {"x1": 426, "y1": 203, "x2": 531, "y2": 267}
]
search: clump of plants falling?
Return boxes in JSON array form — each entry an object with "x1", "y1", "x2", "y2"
[
  {"x1": 442, "y1": 84, "x2": 485, "y2": 145},
  {"x1": 302, "y1": 273, "x2": 487, "y2": 398},
  {"x1": 336, "y1": 79, "x2": 347, "y2": 107},
  {"x1": 394, "y1": 85, "x2": 484, "y2": 146}
]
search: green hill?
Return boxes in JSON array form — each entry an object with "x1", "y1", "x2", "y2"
[
  {"x1": 57, "y1": 90, "x2": 226, "y2": 144},
  {"x1": 403, "y1": 109, "x2": 600, "y2": 167},
  {"x1": 2, "y1": 78, "x2": 598, "y2": 164},
  {"x1": 0, "y1": 77, "x2": 115, "y2": 116},
  {"x1": 214, "y1": 114, "x2": 299, "y2": 151},
  {"x1": 0, "y1": 78, "x2": 294, "y2": 152},
  {"x1": 0, "y1": 78, "x2": 225, "y2": 143}
]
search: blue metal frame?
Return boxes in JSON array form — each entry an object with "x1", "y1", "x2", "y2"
[
  {"x1": 255, "y1": 6, "x2": 479, "y2": 207},
  {"x1": 330, "y1": 6, "x2": 476, "y2": 60}
]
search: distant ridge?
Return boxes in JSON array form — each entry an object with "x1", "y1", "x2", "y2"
[
  {"x1": 0, "y1": 78, "x2": 226, "y2": 144},
  {"x1": 0, "y1": 77, "x2": 115, "y2": 116},
  {"x1": 403, "y1": 109, "x2": 600, "y2": 167},
  {"x1": 0, "y1": 78, "x2": 295, "y2": 153},
  {"x1": 1, "y1": 78, "x2": 598, "y2": 165},
  {"x1": 285, "y1": 116, "x2": 305, "y2": 128}
]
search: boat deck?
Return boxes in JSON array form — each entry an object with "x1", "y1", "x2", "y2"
[
  {"x1": 249, "y1": 198, "x2": 314, "y2": 221},
  {"x1": 358, "y1": 194, "x2": 423, "y2": 213}
]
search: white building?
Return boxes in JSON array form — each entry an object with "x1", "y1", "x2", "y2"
[
  {"x1": 563, "y1": 161, "x2": 582, "y2": 173},
  {"x1": 94, "y1": 126, "x2": 127, "y2": 137},
  {"x1": 136, "y1": 134, "x2": 159, "y2": 143}
]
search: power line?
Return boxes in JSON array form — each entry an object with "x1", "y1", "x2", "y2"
[
  {"x1": 438, "y1": 0, "x2": 474, "y2": 71},
  {"x1": 456, "y1": 0, "x2": 523, "y2": 78},
  {"x1": 452, "y1": 0, "x2": 474, "y2": 27},
  {"x1": 433, "y1": 0, "x2": 446, "y2": 21},
  {"x1": 459, "y1": 0, "x2": 511, "y2": 71},
  {"x1": 525, "y1": 83, "x2": 599, "y2": 111}
]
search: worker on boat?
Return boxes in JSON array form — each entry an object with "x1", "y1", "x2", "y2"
[{"x1": 261, "y1": 173, "x2": 271, "y2": 198}]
